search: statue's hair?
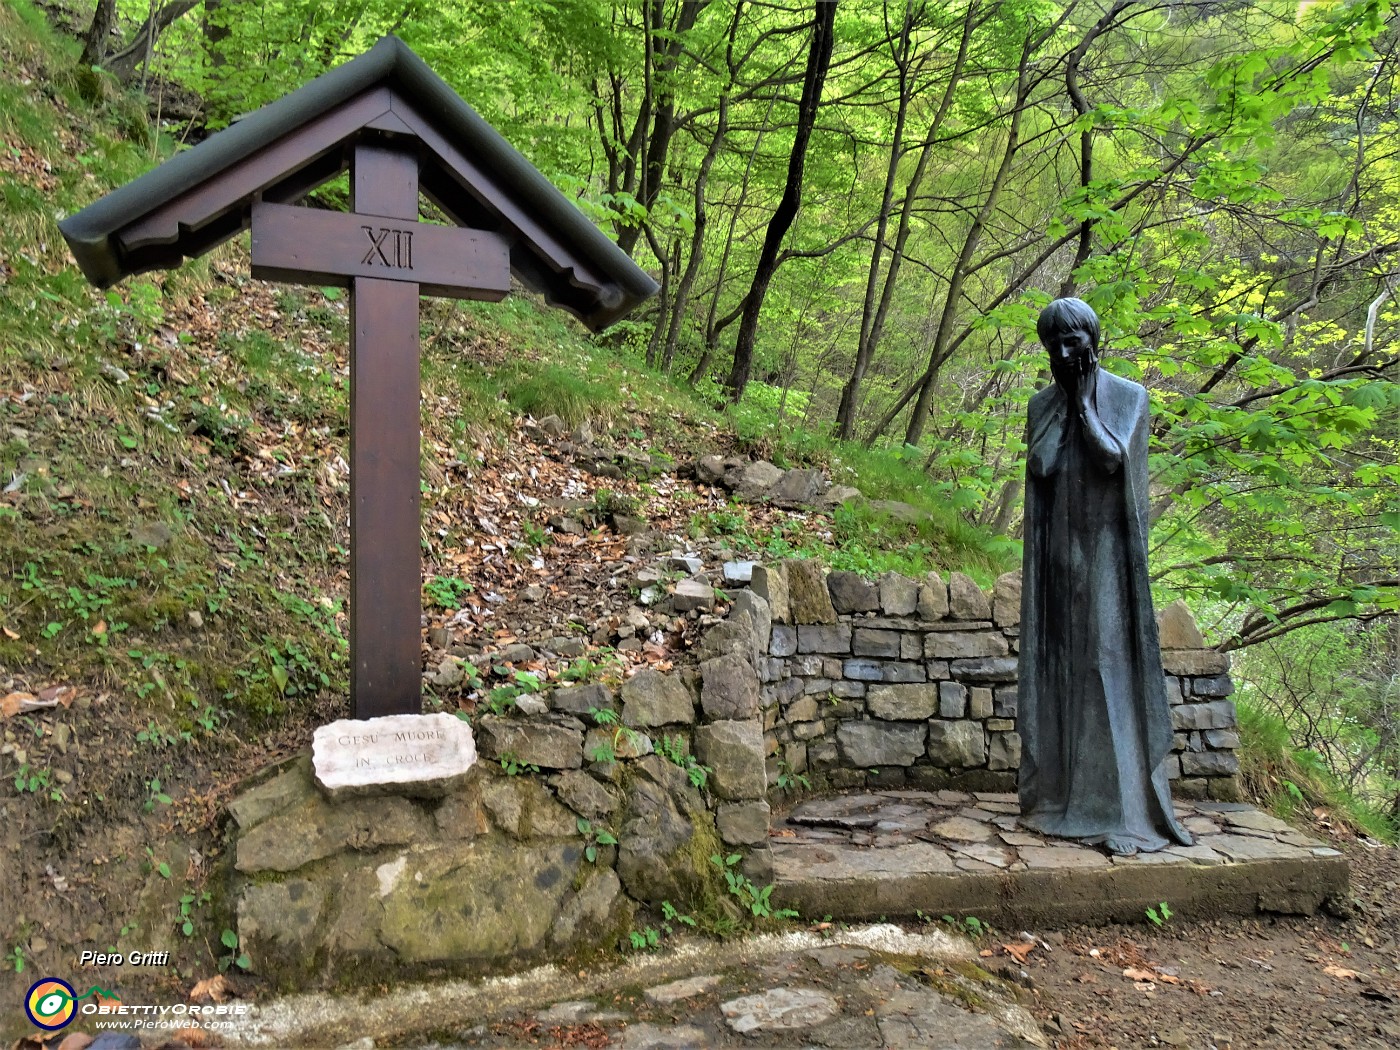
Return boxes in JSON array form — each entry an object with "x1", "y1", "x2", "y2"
[{"x1": 1036, "y1": 297, "x2": 1100, "y2": 348}]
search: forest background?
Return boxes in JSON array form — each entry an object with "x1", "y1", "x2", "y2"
[{"x1": 37, "y1": 0, "x2": 1400, "y2": 829}]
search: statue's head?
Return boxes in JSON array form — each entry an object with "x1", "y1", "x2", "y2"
[{"x1": 1037, "y1": 297, "x2": 1099, "y2": 388}]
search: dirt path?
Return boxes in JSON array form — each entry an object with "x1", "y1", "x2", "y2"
[{"x1": 1013, "y1": 835, "x2": 1400, "y2": 1049}]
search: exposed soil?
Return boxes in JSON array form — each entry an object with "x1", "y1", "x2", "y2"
[{"x1": 1005, "y1": 831, "x2": 1400, "y2": 1049}]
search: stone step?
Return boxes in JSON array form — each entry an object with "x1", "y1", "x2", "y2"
[{"x1": 771, "y1": 792, "x2": 1348, "y2": 927}]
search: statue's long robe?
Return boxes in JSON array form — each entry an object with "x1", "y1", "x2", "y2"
[{"x1": 1018, "y1": 370, "x2": 1190, "y2": 853}]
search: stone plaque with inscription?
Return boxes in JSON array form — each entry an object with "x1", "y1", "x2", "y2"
[{"x1": 313, "y1": 712, "x2": 477, "y2": 799}]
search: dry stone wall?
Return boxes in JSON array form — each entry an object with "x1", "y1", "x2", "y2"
[{"x1": 746, "y1": 561, "x2": 1242, "y2": 803}]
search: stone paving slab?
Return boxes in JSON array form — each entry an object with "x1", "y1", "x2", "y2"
[{"x1": 773, "y1": 791, "x2": 1348, "y2": 927}]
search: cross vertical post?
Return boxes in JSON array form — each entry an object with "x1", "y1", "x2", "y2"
[{"x1": 349, "y1": 141, "x2": 423, "y2": 717}]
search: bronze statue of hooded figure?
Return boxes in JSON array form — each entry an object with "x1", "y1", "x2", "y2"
[{"x1": 1017, "y1": 297, "x2": 1192, "y2": 855}]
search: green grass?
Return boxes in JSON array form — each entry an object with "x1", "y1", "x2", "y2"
[{"x1": 1236, "y1": 696, "x2": 1396, "y2": 842}]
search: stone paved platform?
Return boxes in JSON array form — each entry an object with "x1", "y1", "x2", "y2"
[{"x1": 772, "y1": 791, "x2": 1348, "y2": 927}]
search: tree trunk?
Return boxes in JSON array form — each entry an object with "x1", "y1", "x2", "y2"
[
  {"x1": 80, "y1": 0, "x2": 117, "y2": 68},
  {"x1": 102, "y1": 0, "x2": 201, "y2": 82},
  {"x1": 724, "y1": 1, "x2": 837, "y2": 402}
]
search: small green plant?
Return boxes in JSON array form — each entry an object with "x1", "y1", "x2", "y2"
[
  {"x1": 499, "y1": 752, "x2": 540, "y2": 776},
  {"x1": 658, "y1": 734, "x2": 713, "y2": 789},
  {"x1": 522, "y1": 521, "x2": 548, "y2": 548},
  {"x1": 941, "y1": 914, "x2": 994, "y2": 938},
  {"x1": 5, "y1": 944, "x2": 24, "y2": 973},
  {"x1": 775, "y1": 760, "x2": 811, "y2": 793},
  {"x1": 219, "y1": 929, "x2": 251, "y2": 972},
  {"x1": 143, "y1": 777, "x2": 173, "y2": 813},
  {"x1": 591, "y1": 487, "x2": 640, "y2": 518},
  {"x1": 576, "y1": 817, "x2": 619, "y2": 863},
  {"x1": 628, "y1": 926, "x2": 661, "y2": 951},
  {"x1": 589, "y1": 705, "x2": 620, "y2": 726},
  {"x1": 12, "y1": 763, "x2": 52, "y2": 796},
  {"x1": 710, "y1": 853, "x2": 798, "y2": 920},
  {"x1": 424, "y1": 575, "x2": 473, "y2": 610},
  {"x1": 175, "y1": 890, "x2": 211, "y2": 937},
  {"x1": 1146, "y1": 901, "x2": 1174, "y2": 928},
  {"x1": 563, "y1": 653, "x2": 620, "y2": 683}
]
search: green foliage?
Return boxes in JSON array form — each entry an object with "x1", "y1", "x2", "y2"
[
  {"x1": 507, "y1": 363, "x2": 619, "y2": 426},
  {"x1": 1145, "y1": 902, "x2": 1173, "y2": 928},
  {"x1": 775, "y1": 761, "x2": 810, "y2": 794},
  {"x1": 710, "y1": 852, "x2": 798, "y2": 921},
  {"x1": 219, "y1": 929, "x2": 251, "y2": 973},
  {"x1": 498, "y1": 752, "x2": 539, "y2": 777},
  {"x1": 658, "y1": 734, "x2": 712, "y2": 790},
  {"x1": 941, "y1": 914, "x2": 994, "y2": 939},
  {"x1": 424, "y1": 576, "x2": 473, "y2": 610},
  {"x1": 576, "y1": 817, "x2": 618, "y2": 863}
]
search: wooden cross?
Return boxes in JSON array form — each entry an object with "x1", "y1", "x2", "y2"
[{"x1": 250, "y1": 142, "x2": 511, "y2": 718}]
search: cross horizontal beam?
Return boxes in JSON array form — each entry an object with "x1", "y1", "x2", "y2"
[{"x1": 250, "y1": 201, "x2": 511, "y2": 300}]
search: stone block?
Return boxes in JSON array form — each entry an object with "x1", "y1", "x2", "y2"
[
  {"x1": 917, "y1": 572, "x2": 948, "y2": 621},
  {"x1": 785, "y1": 695, "x2": 820, "y2": 724},
  {"x1": 992, "y1": 571, "x2": 1022, "y2": 627},
  {"x1": 723, "y1": 561, "x2": 757, "y2": 585},
  {"x1": 828, "y1": 570, "x2": 880, "y2": 613},
  {"x1": 900, "y1": 634, "x2": 923, "y2": 660},
  {"x1": 793, "y1": 654, "x2": 824, "y2": 676},
  {"x1": 988, "y1": 731, "x2": 1021, "y2": 771},
  {"x1": 879, "y1": 572, "x2": 919, "y2": 616},
  {"x1": 1174, "y1": 776, "x2": 1208, "y2": 799},
  {"x1": 843, "y1": 658, "x2": 926, "y2": 683},
  {"x1": 1163, "y1": 676, "x2": 1183, "y2": 705},
  {"x1": 969, "y1": 687, "x2": 994, "y2": 720},
  {"x1": 985, "y1": 718, "x2": 1015, "y2": 731},
  {"x1": 1193, "y1": 674, "x2": 1235, "y2": 697},
  {"x1": 993, "y1": 686, "x2": 1017, "y2": 718},
  {"x1": 797, "y1": 623, "x2": 853, "y2": 654},
  {"x1": 717, "y1": 800, "x2": 771, "y2": 846},
  {"x1": 830, "y1": 680, "x2": 866, "y2": 698},
  {"x1": 823, "y1": 657, "x2": 845, "y2": 677},
  {"x1": 1161, "y1": 754, "x2": 1181, "y2": 780},
  {"x1": 769, "y1": 468, "x2": 826, "y2": 505},
  {"x1": 1161, "y1": 649, "x2": 1230, "y2": 676},
  {"x1": 949, "y1": 656, "x2": 1018, "y2": 682},
  {"x1": 947, "y1": 573, "x2": 991, "y2": 620},
  {"x1": 773, "y1": 678, "x2": 805, "y2": 705},
  {"x1": 1207, "y1": 776, "x2": 1245, "y2": 803},
  {"x1": 792, "y1": 720, "x2": 827, "y2": 741},
  {"x1": 1171, "y1": 700, "x2": 1237, "y2": 731},
  {"x1": 803, "y1": 677, "x2": 834, "y2": 695},
  {"x1": 236, "y1": 792, "x2": 433, "y2": 874},
  {"x1": 836, "y1": 720, "x2": 926, "y2": 767},
  {"x1": 770, "y1": 625, "x2": 797, "y2": 657},
  {"x1": 853, "y1": 628, "x2": 902, "y2": 658},
  {"x1": 695, "y1": 720, "x2": 767, "y2": 800},
  {"x1": 925, "y1": 659, "x2": 950, "y2": 680},
  {"x1": 480, "y1": 775, "x2": 579, "y2": 839},
  {"x1": 478, "y1": 717, "x2": 585, "y2": 770},
  {"x1": 732, "y1": 459, "x2": 784, "y2": 496},
  {"x1": 1205, "y1": 729, "x2": 1240, "y2": 750},
  {"x1": 238, "y1": 880, "x2": 324, "y2": 974},
  {"x1": 551, "y1": 682, "x2": 616, "y2": 716},
  {"x1": 550, "y1": 770, "x2": 619, "y2": 820},
  {"x1": 622, "y1": 668, "x2": 696, "y2": 727},
  {"x1": 926, "y1": 721, "x2": 986, "y2": 768},
  {"x1": 700, "y1": 654, "x2": 761, "y2": 720},
  {"x1": 1181, "y1": 751, "x2": 1240, "y2": 777},
  {"x1": 1157, "y1": 598, "x2": 1205, "y2": 649},
  {"x1": 759, "y1": 657, "x2": 783, "y2": 683},
  {"x1": 785, "y1": 559, "x2": 836, "y2": 624},
  {"x1": 938, "y1": 681, "x2": 967, "y2": 719},
  {"x1": 924, "y1": 630, "x2": 1009, "y2": 660},
  {"x1": 867, "y1": 683, "x2": 940, "y2": 721},
  {"x1": 751, "y1": 563, "x2": 791, "y2": 625},
  {"x1": 728, "y1": 589, "x2": 771, "y2": 657},
  {"x1": 673, "y1": 578, "x2": 715, "y2": 613},
  {"x1": 808, "y1": 739, "x2": 840, "y2": 770}
]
